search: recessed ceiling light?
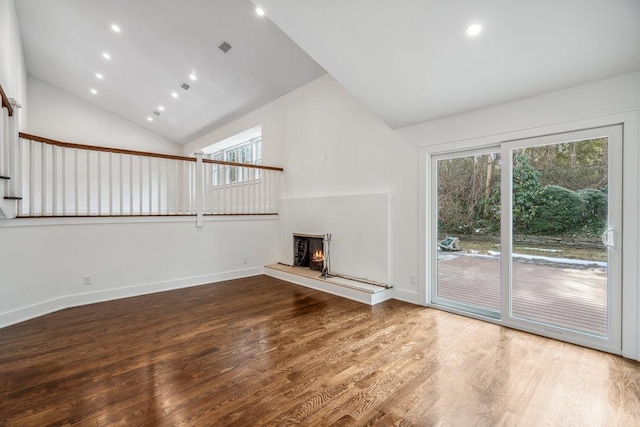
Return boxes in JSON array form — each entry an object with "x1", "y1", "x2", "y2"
[
  {"x1": 102, "y1": 52, "x2": 111, "y2": 60},
  {"x1": 189, "y1": 73, "x2": 197, "y2": 81},
  {"x1": 158, "y1": 105, "x2": 165, "y2": 111},
  {"x1": 466, "y1": 24, "x2": 482, "y2": 36},
  {"x1": 95, "y1": 73, "x2": 104, "y2": 80},
  {"x1": 171, "y1": 92, "x2": 179, "y2": 98},
  {"x1": 147, "y1": 117, "x2": 153, "y2": 122},
  {"x1": 255, "y1": 7, "x2": 265, "y2": 16},
  {"x1": 90, "y1": 89, "x2": 98, "y2": 95},
  {"x1": 111, "y1": 24, "x2": 121, "y2": 33}
]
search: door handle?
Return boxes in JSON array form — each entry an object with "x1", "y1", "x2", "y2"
[{"x1": 601, "y1": 228, "x2": 615, "y2": 248}]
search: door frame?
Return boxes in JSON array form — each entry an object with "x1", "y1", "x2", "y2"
[{"x1": 419, "y1": 111, "x2": 639, "y2": 358}]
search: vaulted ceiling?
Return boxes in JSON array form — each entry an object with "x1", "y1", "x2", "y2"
[
  {"x1": 254, "y1": 0, "x2": 640, "y2": 129},
  {"x1": 15, "y1": 0, "x2": 326, "y2": 143},
  {"x1": 15, "y1": 1, "x2": 640, "y2": 145}
]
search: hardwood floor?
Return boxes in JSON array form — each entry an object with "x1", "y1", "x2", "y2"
[{"x1": 1, "y1": 275, "x2": 639, "y2": 426}]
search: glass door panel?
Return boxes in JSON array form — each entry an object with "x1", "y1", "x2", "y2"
[
  {"x1": 433, "y1": 150, "x2": 501, "y2": 317},
  {"x1": 505, "y1": 125, "x2": 622, "y2": 349}
]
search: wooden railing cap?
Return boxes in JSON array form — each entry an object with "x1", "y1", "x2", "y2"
[
  {"x1": 19, "y1": 132, "x2": 283, "y2": 171},
  {"x1": 0, "y1": 84, "x2": 14, "y2": 116}
]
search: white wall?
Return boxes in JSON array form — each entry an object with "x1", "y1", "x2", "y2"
[
  {"x1": 185, "y1": 75, "x2": 420, "y2": 302},
  {"x1": 0, "y1": 4, "x2": 281, "y2": 327},
  {"x1": 397, "y1": 72, "x2": 640, "y2": 147},
  {"x1": 0, "y1": 0, "x2": 28, "y2": 128},
  {"x1": 279, "y1": 194, "x2": 391, "y2": 285},
  {"x1": 397, "y1": 71, "x2": 640, "y2": 359},
  {"x1": 25, "y1": 77, "x2": 180, "y2": 155},
  {"x1": 0, "y1": 217, "x2": 278, "y2": 328}
]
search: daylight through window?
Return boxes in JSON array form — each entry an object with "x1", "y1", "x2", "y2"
[{"x1": 209, "y1": 136, "x2": 262, "y2": 185}]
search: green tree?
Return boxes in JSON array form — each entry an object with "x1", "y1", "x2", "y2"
[
  {"x1": 577, "y1": 188, "x2": 608, "y2": 235},
  {"x1": 528, "y1": 185, "x2": 584, "y2": 235},
  {"x1": 512, "y1": 154, "x2": 542, "y2": 233},
  {"x1": 520, "y1": 138, "x2": 607, "y2": 191}
]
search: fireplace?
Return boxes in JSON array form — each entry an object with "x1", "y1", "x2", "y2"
[{"x1": 293, "y1": 233, "x2": 325, "y2": 272}]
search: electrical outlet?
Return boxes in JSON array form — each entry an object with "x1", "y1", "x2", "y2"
[
  {"x1": 83, "y1": 275, "x2": 92, "y2": 286},
  {"x1": 410, "y1": 274, "x2": 416, "y2": 284},
  {"x1": 242, "y1": 256, "x2": 248, "y2": 264}
]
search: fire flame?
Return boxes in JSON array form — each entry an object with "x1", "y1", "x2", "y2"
[{"x1": 311, "y1": 250, "x2": 324, "y2": 263}]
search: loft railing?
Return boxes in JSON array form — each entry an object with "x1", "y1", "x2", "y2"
[
  {"x1": 1, "y1": 85, "x2": 19, "y2": 196},
  {"x1": 17, "y1": 133, "x2": 283, "y2": 219},
  {"x1": 202, "y1": 158, "x2": 280, "y2": 215}
]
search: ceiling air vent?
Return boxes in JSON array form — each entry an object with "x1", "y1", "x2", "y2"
[
  {"x1": 219, "y1": 41, "x2": 232, "y2": 53},
  {"x1": 153, "y1": 110, "x2": 161, "y2": 116},
  {"x1": 180, "y1": 82, "x2": 190, "y2": 91}
]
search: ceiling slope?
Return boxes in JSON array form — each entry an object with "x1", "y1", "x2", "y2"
[
  {"x1": 16, "y1": 0, "x2": 326, "y2": 143},
  {"x1": 254, "y1": 0, "x2": 640, "y2": 129}
]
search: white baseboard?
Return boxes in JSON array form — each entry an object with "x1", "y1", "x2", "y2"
[
  {"x1": 0, "y1": 267, "x2": 263, "y2": 329},
  {"x1": 371, "y1": 289, "x2": 394, "y2": 305},
  {"x1": 2, "y1": 268, "x2": 421, "y2": 329},
  {"x1": 393, "y1": 288, "x2": 421, "y2": 305}
]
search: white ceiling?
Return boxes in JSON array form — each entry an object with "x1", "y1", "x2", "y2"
[
  {"x1": 254, "y1": 0, "x2": 640, "y2": 129},
  {"x1": 15, "y1": 0, "x2": 326, "y2": 144}
]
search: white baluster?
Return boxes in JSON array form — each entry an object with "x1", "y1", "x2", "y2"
[
  {"x1": 61, "y1": 147, "x2": 66, "y2": 215},
  {"x1": 138, "y1": 156, "x2": 143, "y2": 215},
  {"x1": 165, "y1": 159, "x2": 170, "y2": 215},
  {"x1": 74, "y1": 149, "x2": 78, "y2": 215},
  {"x1": 195, "y1": 151, "x2": 204, "y2": 227},
  {"x1": 259, "y1": 167, "x2": 263, "y2": 213},
  {"x1": 119, "y1": 154, "x2": 124, "y2": 215},
  {"x1": 86, "y1": 150, "x2": 90, "y2": 215},
  {"x1": 225, "y1": 165, "x2": 230, "y2": 214},
  {"x1": 0, "y1": 107, "x2": 7, "y2": 177},
  {"x1": 183, "y1": 161, "x2": 187, "y2": 214},
  {"x1": 107, "y1": 152, "x2": 112, "y2": 215},
  {"x1": 97, "y1": 152, "x2": 102, "y2": 215},
  {"x1": 52, "y1": 146, "x2": 58, "y2": 215},
  {"x1": 157, "y1": 158, "x2": 162, "y2": 215},
  {"x1": 241, "y1": 166, "x2": 246, "y2": 214},
  {"x1": 129, "y1": 155, "x2": 134, "y2": 215},
  {"x1": 270, "y1": 169, "x2": 275, "y2": 212},
  {"x1": 41, "y1": 143, "x2": 46, "y2": 215},
  {"x1": 148, "y1": 157, "x2": 152, "y2": 214},
  {"x1": 204, "y1": 162, "x2": 211, "y2": 214},
  {"x1": 29, "y1": 139, "x2": 35, "y2": 216}
]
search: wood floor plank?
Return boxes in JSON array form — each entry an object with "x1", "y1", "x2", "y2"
[{"x1": 1, "y1": 275, "x2": 639, "y2": 426}]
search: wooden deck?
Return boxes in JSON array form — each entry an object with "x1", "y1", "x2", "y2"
[{"x1": 437, "y1": 255, "x2": 607, "y2": 335}]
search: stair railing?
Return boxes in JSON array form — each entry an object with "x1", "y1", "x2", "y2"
[{"x1": 0, "y1": 85, "x2": 22, "y2": 218}]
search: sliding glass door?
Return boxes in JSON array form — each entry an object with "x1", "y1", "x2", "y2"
[
  {"x1": 502, "y1": 126, "x2": 622, "y2": 349},
  {"x1": 430, "y1": 125, "x2": 622, "y2": 351}
]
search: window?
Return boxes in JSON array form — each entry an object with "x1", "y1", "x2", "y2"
[{"x1": 209, "y1": 136, "x2": 262, "y2": 185}]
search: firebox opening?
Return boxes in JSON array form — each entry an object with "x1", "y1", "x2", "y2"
[{"x1": 293, "y1": 233, "x2": 324, "y2": 272}]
